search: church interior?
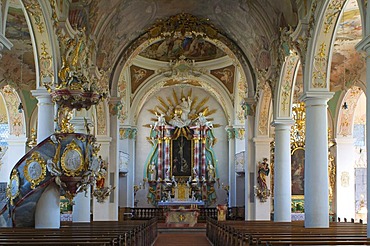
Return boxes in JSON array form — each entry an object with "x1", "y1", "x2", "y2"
[{"x1": 0, "y1": 0, "x2": 370, "y2": 244}]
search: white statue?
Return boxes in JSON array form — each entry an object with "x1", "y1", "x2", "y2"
[
  {"x1": 165, "y1": 168, "x2": 170, "y2": 181},
  {"x1": 154, "y1": 112, "x2": 166, "y2": 128},
  {"x1": 170, "y1": 96, "x2": 192, "y2": 127},
  {"x1": 149, "y1": 162, "x2": 156, "y2": 181},
  {"x1": 192, "y1": 166, "x2": 199, "y2": 182},
  {"x1": 207, "y1": 162, "x2": 215, "y2": 181},
  {"x1": 172, "y1": 175, "x2": 177, "y2": 187}
]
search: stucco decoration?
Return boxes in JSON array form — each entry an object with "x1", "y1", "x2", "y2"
[
  {"x1": 279, "y1": 54, "x2": 299, "y2": 117},
  {"x1": 310, "y1": 0, "x2": 346, "y2": 90},
  {"x1": 236, "y1": 77, "x2": 247, "y2": 124},
  {"x1": 24, "y1": 0, "x2": 56, "y2": 86},
  {"x1": 1, "y1": 85, "x2": 24, "y2": 136},
  {"x1": 96, "y1": 102, "x2": 107, "y2": 135},
  {"x1": 258, "y1": 84, "x2": 272, "y2": 136}
]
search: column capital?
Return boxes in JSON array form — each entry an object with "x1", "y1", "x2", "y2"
[
  {"x1": 96, "y1": 136, "x2": 112, "y2": 143},
  {"x1": 299, "y1": 91, "x2": 334, "y2": 104},
  {"x1": 271, "y1": 118, "x2": 295, "y2": 127},
  {"x1": 335, "y1": 136, "x2": 355, "y2": 144},
  {"x1": 31, "y1": 88, "x2": 52, "y2": 100},
  {"x1": 253, "y1": 136, "x2": 273, "y2": 144}
]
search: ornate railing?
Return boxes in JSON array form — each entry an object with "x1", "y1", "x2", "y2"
[{"x1": 119, "y1": 206, "x2": 245, "y2": 222}]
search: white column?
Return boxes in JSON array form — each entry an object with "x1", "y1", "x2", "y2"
[
  {"x1": 355, "y1": 31, "x2": 370, "y2": 236},
  {"x1": 3, "y1": 136, "x2": 26, "y2": 180},
  {"x1": 35, "y1": 183, "x2": 60, "y2": 228},
  {"x1": 127, "y1": 128, "x2": 136, "y2": 207},
  {"x1": 335, "y1": 137, "x2": 355, "y2": 221},
  {"x1": 31, "y1": 88, "x2": 60, "y2": 228},
  {"x1": 253, "y1": 136, "x2": 273, "y2": 220},
  {"x1": 93, "y1": 136, "x2": 117, "y2": 221},
  {"x1": 244, "y1": 115, "x2": 255, "y2": 220},
  {"x1": 118, "y1": 127, "x2": 136, "y2": 208},
  {"x1": 272, "y1": 119, "x2": 294, "y2": 222},
  {"x1": 71, "y1": 115, "x2": 91, "y2": 222},
  {"x1": 227, "y1": 126, "x2": 236, "y2": 207},
  {"x1": 234, "y1": 126, "x2": 246, "y2": 207},
  {"x1": 301, "y1": 93, "x2": 332, "y2": 228},
  {"x1": 31, "y1": 88, "x2": 54, "y2": 142}
]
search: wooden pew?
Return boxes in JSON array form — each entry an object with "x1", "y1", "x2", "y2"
[
  {"x1": 206, "y1": 218, "x2": 370, "y2": 246},
  {"x1": 0, "y1": 218, "x2": 157, "y2": 246}
]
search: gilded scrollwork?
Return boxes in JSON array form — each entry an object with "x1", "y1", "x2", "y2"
[
  {"x1": 24, "y1": 152, "x2": 47, "y2": 189},
  {"x1": 23, "y1": 0, "x2": 45, "y2": 34},
  {"x1": 61, "y1": 140, "x2": 84, "y2": 176}
]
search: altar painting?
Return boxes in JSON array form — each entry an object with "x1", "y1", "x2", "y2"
[
  {"x1": 171, "y1": 135, "x2": 193, "y2": 177},
  {"x1": 291, "y1": 147, "x2": 305, "y2": 196}
]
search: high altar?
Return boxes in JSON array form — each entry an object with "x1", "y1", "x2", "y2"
[{"x1": 144, "y1": 92, "x2": 219, "y2": 214}]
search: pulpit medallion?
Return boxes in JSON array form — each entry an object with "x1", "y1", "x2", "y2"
[
  {"x1": 61, "y1": 140, "x2": 84, "y2": 176},
  {"x1": 24, "y1": 152, "x2": 46, "y2": 189},
  {"x1": 7, "y1": 169, "x2": 20, "y2": 204}
]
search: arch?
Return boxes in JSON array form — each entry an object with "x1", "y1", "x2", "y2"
[
  {"x1": 0, "y1": 85, "x2": 25, "y2": 136},
  {"x1": 274, "y1": 53, "x2": 300, "y2": 120},
  {"x1": 256, "y1": 84, "x2": 272, "y2": 136},
  {"x1": 20, "y1": 0, "x2": 58, "y2": 88},
  {"x1": 109, "y1": 13, "x2": 255, "y2": 100},
  {"x1": 129, "y1": 73, "x2": 234, "y2": 127},
  {"x1": 337, "y1": 86, "x2": 364, "y2": 137}
]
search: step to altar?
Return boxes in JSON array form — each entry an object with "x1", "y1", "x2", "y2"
[{"x1": 157, "y1": 222, "x2": 206, "y2": 233}]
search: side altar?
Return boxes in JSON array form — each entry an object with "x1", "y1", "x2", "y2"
[{"x1": 143, "y1": 93, "x2": 219, "y2": 207}]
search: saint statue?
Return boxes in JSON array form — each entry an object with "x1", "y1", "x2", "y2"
[
  {"x1": 207, "y1": 161, "x2": 215, "y2": 181},
  {"x1": 257, "y1": 158, "x2": 270, "y2": 191}
]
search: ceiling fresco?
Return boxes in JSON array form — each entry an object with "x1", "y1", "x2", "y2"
[
  {"x1": 139, "y1": 37, "x2": 226, "y2": 62},
  {"x1": 0, "y1": 3, "x2": 35, "y2": 90}
]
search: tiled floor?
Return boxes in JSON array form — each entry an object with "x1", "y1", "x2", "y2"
[{"x1": 153, "y1": 223, "x2": 211, "y2": 246}]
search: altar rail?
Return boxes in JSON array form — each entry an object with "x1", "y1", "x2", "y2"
[{"x1": 119, "y1": 206, "x2": 245, "y2": 222}]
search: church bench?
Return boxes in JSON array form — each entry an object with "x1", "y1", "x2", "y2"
[
  {"x1": 206, "y1": 218, "x2": 368, "y2": 246},
  {"x1": 0, "y1": 218, "x2": 157, "y2": 246}
]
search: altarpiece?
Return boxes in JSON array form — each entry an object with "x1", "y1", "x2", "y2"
[{"x1": 144, "y1": 91, "x2": 218, "y2": 207}]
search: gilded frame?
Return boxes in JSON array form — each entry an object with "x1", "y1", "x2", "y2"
[
  {"x1": 7, "y1": 169, "x2": 20, "y2": 204},
  {"x1": 171, "y1": 135, "x2": 193, "y2": 177},
  {"x1": 24, "y1": 152, "x2": 46, "y2": 189},
  {"x1": 61, "y1": 140, "x2": 84, "y2": 176},
  {"x1": 291, "y1": 147, "x2": 305, "y2": 196}
]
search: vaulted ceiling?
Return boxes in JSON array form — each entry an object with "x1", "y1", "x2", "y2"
[{"x1": 0, "y1": 0, "x2": 364, "y2": 95}]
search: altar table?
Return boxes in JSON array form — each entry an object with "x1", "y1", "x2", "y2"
[{"x1": 165, "y1": 208, "x2": 200, "y2": 227}]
